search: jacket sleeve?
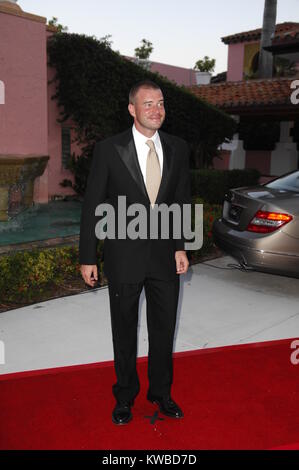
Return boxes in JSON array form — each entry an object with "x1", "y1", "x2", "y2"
[
  {"x1": 79, "y1": 141, "x2": 109, "y2": 265},
  {"x1": 174, "y1": 140, "x2": 192, "y2": 252}
]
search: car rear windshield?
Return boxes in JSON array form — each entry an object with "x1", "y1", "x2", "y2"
[{"x1": 265, "y1": 171, "x2": 299, "y2": 193}]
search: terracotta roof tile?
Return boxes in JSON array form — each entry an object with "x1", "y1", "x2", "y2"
[
  {"x1": 221, "y1": 22, "x2": 299, "y2": 44},
  {"x1": 272, "y1": 28, "x2": 299, "y2": 44},
  {"x1": 189, "y1": 78, "x2": 295, "y2": 110}
]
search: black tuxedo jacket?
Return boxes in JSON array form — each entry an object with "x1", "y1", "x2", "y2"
[{"x1": 79, "y1": 128, "x2": 191, "y2": 283}]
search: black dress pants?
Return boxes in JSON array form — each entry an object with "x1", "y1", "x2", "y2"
[{"x1": 108, "y1": 275, "x2": 180, "y2": 403}]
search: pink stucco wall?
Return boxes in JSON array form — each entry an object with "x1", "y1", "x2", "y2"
[
  {"x1": 212, "y1": 149, "x2": 272, "y2": 176},
  {"x1": 212, "y1": 150, "x2": 231, "y2": 170},
  {"x1": 125, "y1": 56, "x2": 197, "y2": 86},
  {"x1": 245, "y1": 150, "x2": 271, "y2": 175},
  {"x1": 0, "y1": 10, "x2": 76, "y2": 204},
  {"x1": 150, "y1": 61, "x2": 197, "y2": 86},
  {"x1": 0, "y1": 12, "x2": 48, "y2": 155},
  {"x1": 0, "y1": 10, "x2": 49, "y2": 203},
  {"x1": 226, "y1": 43, "x2": 245, "y2": 82}
]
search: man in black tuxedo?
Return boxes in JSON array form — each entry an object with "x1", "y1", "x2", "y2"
[{"x1": 79, "y1": 80, "x2": 191, "y2": 425}]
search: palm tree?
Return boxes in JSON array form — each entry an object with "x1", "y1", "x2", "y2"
[{"x1": 258, "y1": 0, "x2": 277, "y2": 78}]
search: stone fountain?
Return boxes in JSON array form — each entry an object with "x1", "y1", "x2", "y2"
[
  {"x1": 0, "y1": 155, "x2": 49, "y2": 221},
  {"x1": 0, "y1": 2, "x2": 50, "y2": 223}
]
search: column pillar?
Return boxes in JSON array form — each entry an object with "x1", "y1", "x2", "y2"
[{"x1": 220, "y1": 115, "x2": 246, "y2": 170}]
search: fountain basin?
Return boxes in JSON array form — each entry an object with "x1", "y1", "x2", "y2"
[{"x1": 0, "y1": 154, "x2": 49, "y2": 221}]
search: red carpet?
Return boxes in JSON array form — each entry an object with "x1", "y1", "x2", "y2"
[{"x1": 1, "y1": 338, "x2": 299, "y2": 450}]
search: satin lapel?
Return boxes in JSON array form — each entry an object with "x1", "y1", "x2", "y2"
[
  {"x1": 114, "y1": 130, "x2": 149, "y2": 202},
  {"x1": 114, "y1": 129, "x2": 174, "y2": 205},
  {"x1": 155, "y1": 131, "x2": 174, "y2": 205}
]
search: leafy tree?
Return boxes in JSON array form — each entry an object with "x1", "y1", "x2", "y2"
[
  {"x1": 48, "y1": 16, "x2": 68, "y2": 33},
  {"x1": 134, "y1": 39, "x2": 153, "y2": 60},
  {"x1": 99, "y1": 34, "x2": 113, "y2": 48}
]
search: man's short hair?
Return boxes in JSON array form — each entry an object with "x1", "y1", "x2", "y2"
[{"x1": 129, "y1": 80, "x2": 162, "y2": 104}]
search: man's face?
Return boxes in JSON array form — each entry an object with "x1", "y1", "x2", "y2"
[{"x1": 128, "y1": 87, "x2": 166, "y2": 135}]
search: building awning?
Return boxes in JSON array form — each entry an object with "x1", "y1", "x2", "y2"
[
  {"x1": 188, "y1": 78, "x2": 299, "y2": 119},
  {"x1": 221, "y1": 22, "x2": 299, "y2": 45}
]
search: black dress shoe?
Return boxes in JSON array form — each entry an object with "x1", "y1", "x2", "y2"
[
  {"x1": 112, "y1": 401, "x2": 133, "y2": 425},
  {"x1": 147, "y1": 393, "x2": 183, "y2": 418}
]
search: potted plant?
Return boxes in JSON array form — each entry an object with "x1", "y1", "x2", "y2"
[
  {"x1": 134, "y1": 39, "x2": 153, "y2": 70},
  {"x1": 194, "y1": 56, "x2": 215, "y2": 85}
]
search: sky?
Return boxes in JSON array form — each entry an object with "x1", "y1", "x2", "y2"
[{"x1": 19, "y1": 0, "x2": 299, "y2": 74}]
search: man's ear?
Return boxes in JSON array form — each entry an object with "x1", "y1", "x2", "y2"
[{"x1": 128, "y1": 103, "x2": 135, "y2": 118}]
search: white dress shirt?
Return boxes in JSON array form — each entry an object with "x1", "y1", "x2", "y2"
[{"x1": 132, "y1": 124, "x2": 163, "y2": 182}]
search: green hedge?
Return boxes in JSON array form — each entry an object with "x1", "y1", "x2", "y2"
[
  {"x1": 47, "y1": 33, "x2": 236, "y2": 194},
  {"x1": 191, "y1": 168, "x2": 261, "y2": 204},
  {"x1": 190, "y1": 196, "x2": 222, "y2": 260},
  {"x1": 0, "y1": 246, "x2": 84, "y2": 303},
  {"x1": 47, "y1": 33, "x2": 235, "y2": 144},
  {"x1": 238, "y1": 120, "x2": 280, "y2": 151},
  {"x1": 0, "y1": 201, "x2": 221, "y2": 305}
]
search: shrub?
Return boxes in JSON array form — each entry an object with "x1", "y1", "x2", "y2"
[
  {"x1": 191, "y1": 168, "x2": 261, "y2": 204},
  {"x1": 0, "y1": 245, "x2": 102, "y2": 303}
]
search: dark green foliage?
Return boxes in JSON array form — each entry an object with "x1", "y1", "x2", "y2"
[
  {"x1": 47, "y1": 33, "x2": 236, "y2": 193},
  {"x1": 191, "y1": 168, "x2": 261, "y2": 204},
  {"x1": 239, "y1": 120, "x2": 280, "y2": 151}
]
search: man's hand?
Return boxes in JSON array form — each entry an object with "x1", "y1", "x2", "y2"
[
  {"x1": 80, "y1": 264, "x2": 98, "y2": 287},
  {"x1": 175, "y1": 251, "x2": 189, "y2": 275}
]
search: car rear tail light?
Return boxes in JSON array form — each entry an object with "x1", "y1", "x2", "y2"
[{"x1": 247, "y1": 210, "x2": 293, "y2": 233}]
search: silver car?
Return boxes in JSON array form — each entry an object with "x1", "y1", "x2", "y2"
[{"x1": 212, "y1": 170, "x2": 299, "y2": 278}]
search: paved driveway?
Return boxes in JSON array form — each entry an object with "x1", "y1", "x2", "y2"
[{"x1": 0, "y1": 255, "x2": 298, "y2": 375}]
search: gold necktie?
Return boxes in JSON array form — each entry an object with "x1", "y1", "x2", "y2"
[{"x1": 145, "y1": 140, "x2": 161, "y2": 207}]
